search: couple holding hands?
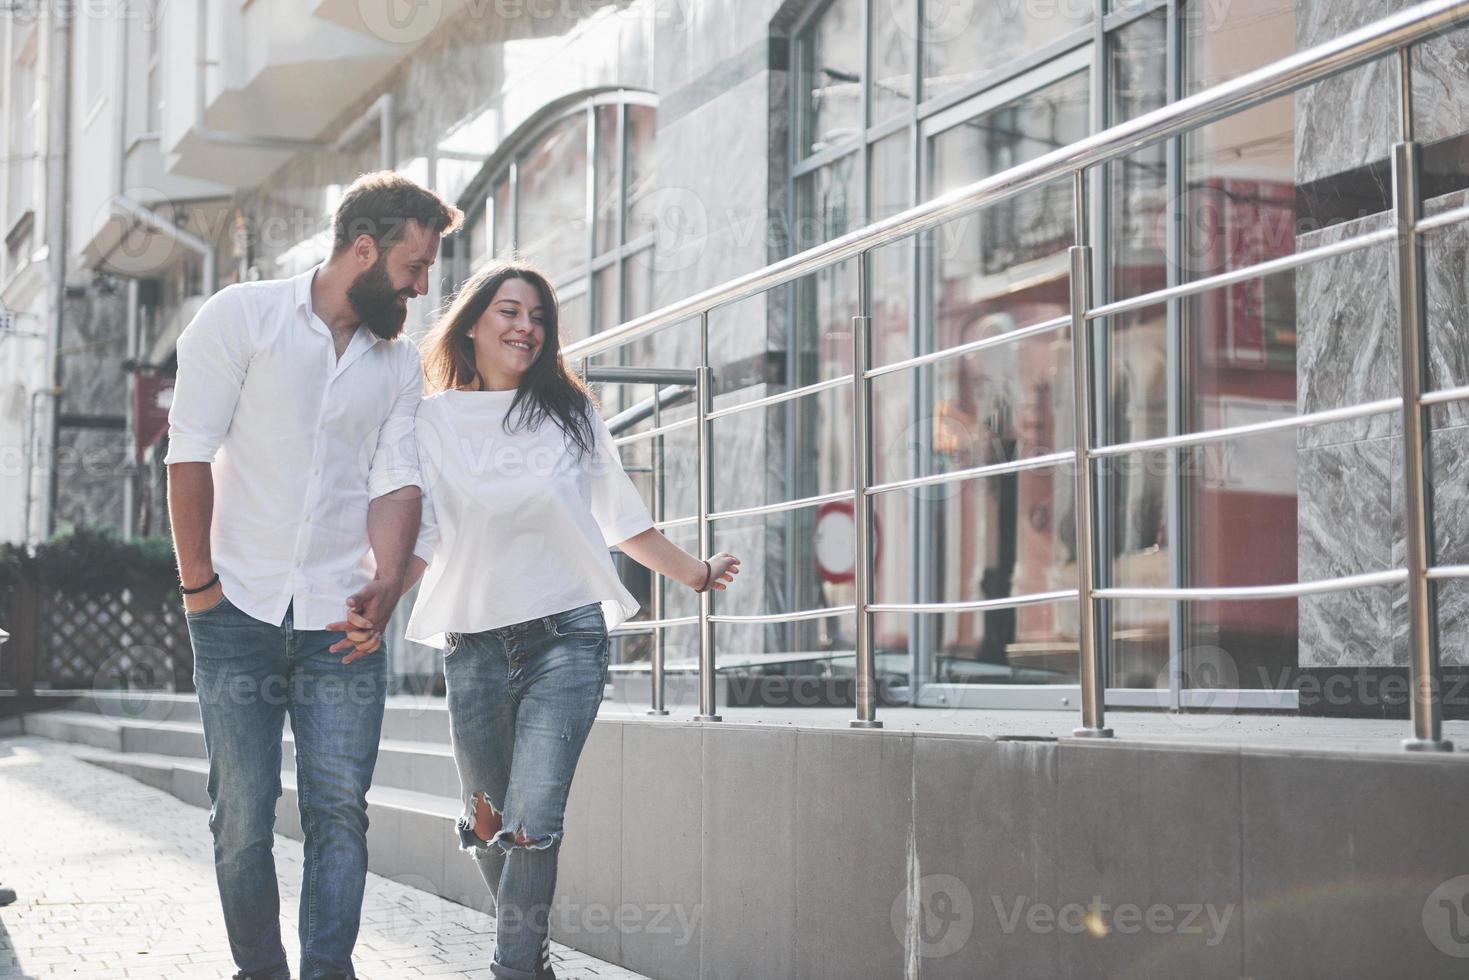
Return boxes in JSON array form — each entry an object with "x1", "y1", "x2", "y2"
[{"x1": 166, "y1": 171, "x2": 738, "y2": 980}]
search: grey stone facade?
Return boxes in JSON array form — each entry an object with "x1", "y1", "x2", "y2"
[{"x1": 1295, "y1": 2, "x2": 1469, "y2": 668}]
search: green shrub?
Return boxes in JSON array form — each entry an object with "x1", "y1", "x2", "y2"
[{"x1": 0, "y1": 526, "x2": 178, "y2": 605}]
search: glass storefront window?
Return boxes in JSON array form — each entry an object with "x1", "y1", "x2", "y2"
[
  {"x1": 516, "y1": 113, "x2": 588, "y2": 283},
  {"x1": 625, "y1": 104, "x2": 657, "y2": 245},
  {"x1": 920, "y1": 0, "x2": 1090, "y2": 104},
  {"x1": 463, "y1": 95, "x2": 657, "y2": 343},
  {"x1": 594, "y1": 105, "x2": 620, "y2": 257},
  {"x1": 870, "y1": 0, "x2": 915, "y2": 122},
  {"x1": 797, "y1": 0, "x2": 864, "y2": 157},
  {"x1": 490, "y1": 176, "x2": 511, "y2": 259},
  {"x1": 768, "y1": 0, "x2": 1466, "y2": 711}
]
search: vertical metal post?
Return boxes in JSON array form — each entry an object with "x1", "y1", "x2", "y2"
[
  {"x1": 694, "y1": 311, "x2": 721, "y2": 722},
  {"x1": 1393, "y1": 136, "x2": 1451, "y2": 751},
  {"x1": 648, "y1": 392, "x2": 669, "y2": 716},
  {"x1": 852, "y1": 250, "x2": 882, "y2": 728},
  {"x1": 1071, "y1": 170, "x2": 1112, "y2": 738}
]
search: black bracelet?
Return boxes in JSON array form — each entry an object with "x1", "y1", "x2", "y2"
[
  {"x1": 696, "y1": 560, "x2": 713, "y2": 593},
  {"x1": 180, "y1": 572, "x2": 219, "y2": 596}
]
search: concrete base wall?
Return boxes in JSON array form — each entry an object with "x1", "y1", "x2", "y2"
[
  {"x1": 556, "y1": 720, "x2": 1469, "y2": 980},
  {"x1": 22, "y1": 696, "x2": 1469, "y2": 979}
]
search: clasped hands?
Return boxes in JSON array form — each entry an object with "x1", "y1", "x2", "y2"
[{"x1": 326, "y1": 577, "x2": 401, "y2": 664}]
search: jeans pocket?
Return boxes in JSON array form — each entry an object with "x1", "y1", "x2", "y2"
[
  {"x1": 550, "y1": 603, "x2": 606, "y2": 639},
  {"x1": 443, "y1": 631, "x2": 462, "y2": 660},
  {"x1": 184, "y1": 593, "x2": 232, "y2": 620}
]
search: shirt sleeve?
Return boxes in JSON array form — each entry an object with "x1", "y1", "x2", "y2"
[
  {"x1": 413, "y1": 470, "x2": 440, "y2": 563},
  {"x1": 411, "y1": 397, "x2": 440, "y2": 563},
  {"x1": 587, "y1": 408, "x2": 655, "y2": 548},
  {"x1": 367, "y1": 344, "x2": 425, "y2": 500},
  {"x1": 163, "y1": 288, "x2": 251, "y2": 465}
]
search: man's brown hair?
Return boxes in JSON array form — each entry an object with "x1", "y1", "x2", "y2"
[{"x1": 331, "y1": 171, "x2": 464, "y2": 254}]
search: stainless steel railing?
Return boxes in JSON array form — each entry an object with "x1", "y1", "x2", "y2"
[{"x1": 568, "y1": 0, "x2": 1469, "y2": 747}]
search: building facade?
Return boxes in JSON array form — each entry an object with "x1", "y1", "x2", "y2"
[{"x1": 2, "y1": 0, "x2": 1466, "y2": 712}]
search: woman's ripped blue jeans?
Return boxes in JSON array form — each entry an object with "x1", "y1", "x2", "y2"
[{"x1": 443, "y1": 602, "x2": 609, "y2": 980}]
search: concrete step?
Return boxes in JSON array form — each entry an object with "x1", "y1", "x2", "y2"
[
  {"x1": 65, "y1": 742, "x2": 487, "y2": 913},
  {"x1": 74, "y1": 691, "x2": 458, "y2": 744},
  {"x1": 22, "y1": 709, "x2": 124, "y2": 751},
  {"x1": 23, "y1": 709, "x2": 462, "y2": 798}
]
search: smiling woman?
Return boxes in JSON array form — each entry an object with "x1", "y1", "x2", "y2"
[{"x1": 393, "y1": 256, "x2": 738, "y2": 980}]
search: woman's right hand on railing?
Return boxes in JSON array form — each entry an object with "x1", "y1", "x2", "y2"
[{"x1": 696, "y1": 552, "x2": 740, "y2": 593}]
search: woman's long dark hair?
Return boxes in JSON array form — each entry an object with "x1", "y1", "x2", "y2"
[{"x1": 421, "y1": 260, "x2": 597, "y2": 455}]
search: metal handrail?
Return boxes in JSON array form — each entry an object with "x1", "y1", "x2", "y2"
[
  {"x1": 709, "y1": 489, "x2": 852, "y2": 524},
  {"x1": 866, "y1": 451, "x2": 1072, "y2": 498},
  {"x1": 563, "y1": 0, "x2": 1469, "y2": 364},
  {"x1": 577, "y1": 0, "x2": 1469, "y2": 743},
  {"x1": 612, "y1": 416, "x2": 696, "y2": 447},
  {"x1": 704, "y1": 374, "x2": 851, "y2": 421},
  {"x1": 1090, "y1": 398, "x2": 1402, "y2": 459},
  {"x1": 1096, "y1": 569, "x2": 1408, "y2": 602},
  {"x1": 865, "y1": 315, "x2": 1069, "y2": 380},
  {"x1": 1085, "y1": 227, "x2": 1398, "y2": 322},
  {"x1": 869, "y1": 590, "x2": 1079, "y2": 615},
  {"x1": 710, "y1": 605, "x2": 856, "y2": 625}
]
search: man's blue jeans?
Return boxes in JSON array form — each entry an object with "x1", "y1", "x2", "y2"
[
  {"x1": 444, "y1": 602, "x2": 609, "y2": 980},
  {"x1": 187, "y1": 595, "x2": 387, "y2": 980}
]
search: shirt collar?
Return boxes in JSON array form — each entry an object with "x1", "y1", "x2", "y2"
[
  {"x1": 294, "y1": 263, "x2": 384, "y2": 348},
  {"x1": 294, "y1": 264, "x2": 320, "y2": 315}
]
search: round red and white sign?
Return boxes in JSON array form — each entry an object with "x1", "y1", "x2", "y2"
[{"x1": 814, "y1": 500, "x2": 880, "y2": 585}]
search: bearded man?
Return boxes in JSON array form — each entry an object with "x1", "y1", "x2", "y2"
[{"x1": 164, "y1": 171, "x2": 463, "y2": 980}]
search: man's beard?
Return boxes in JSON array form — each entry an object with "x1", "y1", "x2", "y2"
[{"x1": 346, "y1": 255, "x2": 412, "y2": 340}]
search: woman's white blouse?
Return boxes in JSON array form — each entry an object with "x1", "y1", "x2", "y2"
[{"x1": 404, "y1": 389, "x2": 654, "y2": 648}]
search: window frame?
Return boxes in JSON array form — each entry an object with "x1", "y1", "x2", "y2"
[{"x1": 457, "y1": 90, "x2": 658, "y2": 347}]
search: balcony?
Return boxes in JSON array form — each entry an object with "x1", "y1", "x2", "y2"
[
  {"x1": 161, "y1": 0, "x2": 411, "y2": 186},
  {"x1": 309, "y1": 0, "x2": 469, "y2": 46}
]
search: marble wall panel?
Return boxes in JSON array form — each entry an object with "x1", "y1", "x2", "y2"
[
  {"x1": 1295, "y1": 0, "x2": 1469, "y2": 185},
  {"x1": 1297, "y1": 183, "x2": 1469, "y2": 667}
]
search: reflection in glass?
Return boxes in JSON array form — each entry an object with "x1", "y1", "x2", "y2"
[
  {"x1": 868, "y1": 130, "x2": 913, "y2": 368},
  {"x1": 795, "y1": 152, "x2": 862, "y2": 254},
  {"x1": 926, "y1": 73, "x2": 1086, "y2": 360},
  {"x1": 491, "y1": 177, "x2": 511, "y2": 259},
  {"x1": 1106, "y1": 10, "x2": 1168, "y2": 303},
  {"x1": 870, "y1": 0, "x2": 915, "y2": 121},
  {"x1": 797, "y1": 0, "x2": 864, "y2": 158},
  {"x1": 1107, "y1": 599, "x2": 1170, "y2": 690},
  {"x1": 625, "y1": 104, "x2": 658, "y2": 243},
  {"x1": 517, "y1": 113, "x2": 588, "y2": 282},
  {"x1": 558, "y1": 287, "x2": 588, "y2": 347},
  {"x1": 594, "y1": 105, "x2": 620, "y2": 256},
  {"x1": 921, "y1": 0, "x2": 1089, "y2": 104},
  {"x1": 467, "y1": 205, "x2": 488, "y2": 273}
]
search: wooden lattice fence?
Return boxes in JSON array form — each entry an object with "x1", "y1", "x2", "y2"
[{"x1": 1, "y1": 581, "x2": 193, "y2": 693}]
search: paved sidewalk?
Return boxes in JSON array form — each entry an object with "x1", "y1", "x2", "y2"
[{"x1": 0, "y1": 736, "x2": 648, "y2": 979}]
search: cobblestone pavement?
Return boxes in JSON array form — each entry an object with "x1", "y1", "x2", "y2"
[{"x1": 0, "y1": 737, "x2": 649, "y2": 979}]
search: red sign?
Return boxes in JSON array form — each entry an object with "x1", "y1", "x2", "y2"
[
  {"x1": 1196, "y1": 177, "x2": 1295, "y2": 367},
  {"x1": 132, "y1": 372, "x2": 174, "y2": 457}
]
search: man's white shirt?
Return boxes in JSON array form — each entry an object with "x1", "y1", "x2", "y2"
[{"x1": 164, "y1": 265, "x2": 423, "y2": 630}]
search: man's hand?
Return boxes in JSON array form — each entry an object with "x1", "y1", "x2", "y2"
[
  {"x1": 346, "y1": 576, "x2": 403, "y2": 632},
  {"x1": 181, "y1": 579, "x2": 224, "y2": 614},
  {"x1": 326, "y1": 577, "x2": 402, "y2": 663},
  {"x1": 328, "y1": 608, "x2": 382, "y2": 663}
]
